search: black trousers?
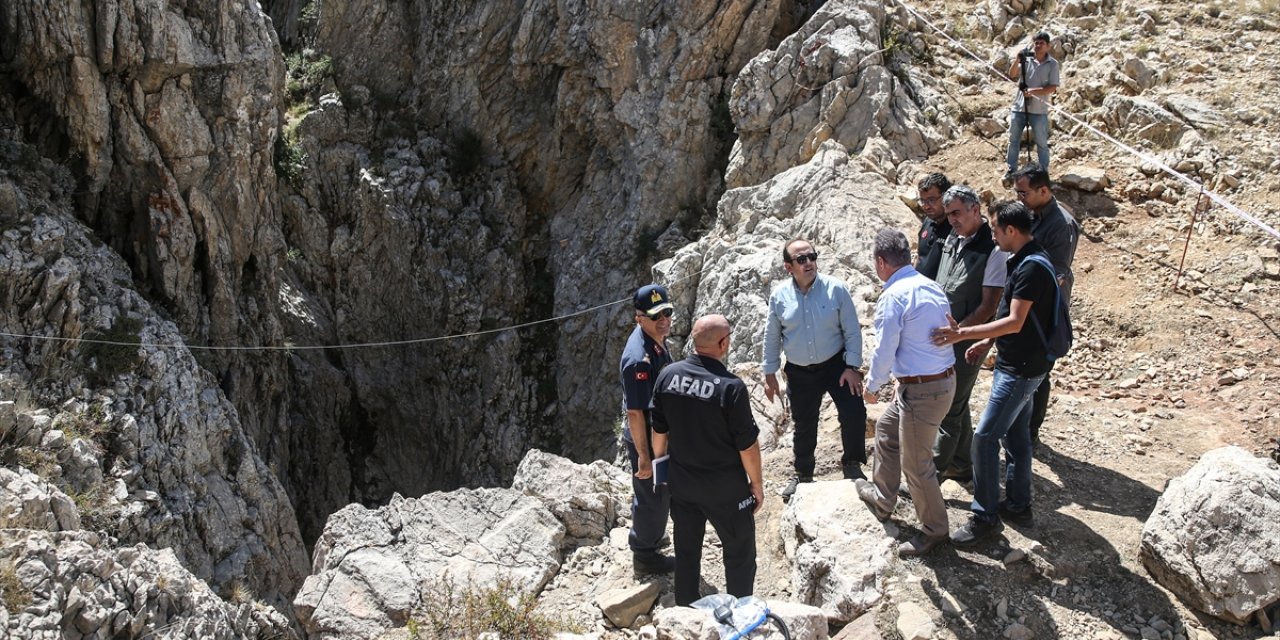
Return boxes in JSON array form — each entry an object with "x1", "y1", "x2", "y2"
[
  {"x1": 670, "y1": 495, "x2": 756, "y2": 606},
  {"x1": 785, "y1": 353, "x2": 867, "y2": 476},
  {"x1": 625, "y1": 437, "x2": 670, "y2": 555}
]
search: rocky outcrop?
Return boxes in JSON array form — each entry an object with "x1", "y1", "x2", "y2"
[
  {"x1": 294, "y1": 489, "x2": 565, "y2": 639},
  {"x1": 782, "y1": 480, "x2": 898, "y2": 622},
  {"x1": 1140, "y1": 446, "x2": 1280, "y2": 625},
  {"x1": 512, "y1": 449, "x2": 630, "y2": 548},
  {"x1": 0, "y1": 529, "x2": 295, "y2": 639},
  {"x1": 727, "y1": 0, "x2": 943, "y2": 188},
  {"x1": 0, "y1": 467, "x2": 79, "y2": 532},
  {"x1": 0, "y1": 0, "x2": 291, "y2": 466},
  {"x1": 0, "y1": 143, "x2": 308, "y2": 607}
]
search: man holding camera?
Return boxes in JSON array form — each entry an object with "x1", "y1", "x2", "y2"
[{"x1": 1005, "y1": 32, "x2": 1059, "y2": 181}]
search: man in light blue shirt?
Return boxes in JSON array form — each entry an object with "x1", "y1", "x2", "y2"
[
  {"x1": 854, "y1": 229, "x2": 957, "y2": 557},
  {"x1": 762, "y1": 238, "x2": 867, "y2": 500}
]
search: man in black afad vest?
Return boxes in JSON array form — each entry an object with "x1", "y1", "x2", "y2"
[
  {"x1": 652, "y1": 314, "x2": 763, "y2": 606},
  {"x1": 915, "y1": 173, "x2": 954, "y2": 279},
  {"x1": 929, "y1": 185, "x2": 1008, "y2": 484}
]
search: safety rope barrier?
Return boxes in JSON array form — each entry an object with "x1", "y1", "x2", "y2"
[
  {"x1": 0, "y1": 257, "x2": 720, "y2": 352},
  {"x1": 893, "y1": 0, "x2": 1280, "y2": 241}
]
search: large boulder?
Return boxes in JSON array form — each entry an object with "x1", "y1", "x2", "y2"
[
  {"x1": 294, "y1": 489, "x2": 566, "y2": 640},
  {"x1": 1101, "y1": 94, "x2": 1188, "y2": 147},
  {"x1": 782, "y1": 480, "x2": 898, "y2": 622},
  {"x1": 0, "y1": 530, "x2": 295, "y2": 639},
  {"x1": 1140, "y1": 446, "x2": 1280, "y2": 624},
  {"x1": 512, "y1": 449, "x2": 630, "y2": 547}
]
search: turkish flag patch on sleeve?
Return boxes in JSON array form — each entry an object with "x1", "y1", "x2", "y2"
[{"x1": 635, "y1": 371, "x2": 649, "y2": 381}]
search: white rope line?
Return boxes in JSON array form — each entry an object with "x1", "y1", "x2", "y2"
[
  {"x1": 0, "y1": 258, "x2": 719, "y2": 352},
  {"x1": 894, "y1": 0, "x2": 1280, "y2": 241}
]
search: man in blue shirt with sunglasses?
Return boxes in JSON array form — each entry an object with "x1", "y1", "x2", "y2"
[{"x1": 763, "y1": 239, "x2": 867, "y2": 500}]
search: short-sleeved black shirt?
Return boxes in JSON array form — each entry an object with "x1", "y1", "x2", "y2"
[
  {"x1": 995, "y1": 241, "x2": 1057, "y2": 378},
  {"x1": 619, "y1": 325, "x2": 672, "y2": 443},
  {"x1": 651, "y1": 354, "x2": 759, "y2": 506}
]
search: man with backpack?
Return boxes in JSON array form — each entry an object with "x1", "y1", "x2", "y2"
[{"x1": 932, "y1": 201, "x2": 1067, "y2": 545}]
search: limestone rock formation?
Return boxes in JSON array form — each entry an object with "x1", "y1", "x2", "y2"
[
  {"x1": 0, "y1": 467, "x2": 79, "y2": 531},
  {"x1": 294, "y1": 489, "x2": 565, "y2": 639},
  {"x1": 1, "y1": 0, "x2": 291, "y2": 466},
  {"x1": 0, "y1": 529, "x2": 296, "y2": 639},
  {"x1": 727, "y1": 0, "x2": 943, "y2": 188},
  {"x1": 0, "y1": 143, "x2": 308, "y2": 607},
  {"x1": 513, "y1": 449, "x2": 630, "y2": 547},
  {"x1": 782, "y1": 479, "x2": 899, "y2": 622},
  {"x1": 273, "y1": 0, "x2": 807, "y2": 541},
  {"x1": 1140, "y1": 446, "x2": 1280, "y2": 625}
]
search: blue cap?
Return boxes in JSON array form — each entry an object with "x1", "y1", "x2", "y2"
[{"x1": 633, "y1": 284, "x2": 674, "y2": 315}]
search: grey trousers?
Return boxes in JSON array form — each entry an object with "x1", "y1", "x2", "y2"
[
  {"x1": 868, "y1": 375, "x2": 956, "y2": 538},
  {"x1": 932, "y1": 344, "x2": 982, "y2": 476}
]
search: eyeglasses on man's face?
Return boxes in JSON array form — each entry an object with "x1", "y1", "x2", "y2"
[
  {"x1": 790, "y1": 252, "x2": 819, "y2": 265},
  {"x1": 644, "y1": 308, "x2": 674, "y2": 320}
]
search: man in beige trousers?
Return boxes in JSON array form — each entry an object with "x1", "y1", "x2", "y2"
[{"x1": 855, "y1": 229, "x2": 957, "y2": 557}]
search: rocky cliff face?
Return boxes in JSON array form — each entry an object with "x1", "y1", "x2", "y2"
[
  {"x1": 1, "y1": 0, "x2": 292, "y2": 488},
  {"x1": 0, "y1": 0, "x2": 939, "y2": 625},
  {"x1": 273, "y1": 0, "x2": 823, "y2": 538},
  {"x1": 0, "y1": 143, "x2": 309, "y2": 613}
]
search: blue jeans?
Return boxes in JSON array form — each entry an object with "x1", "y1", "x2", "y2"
[
  {"x1": 970, "y1": 369, "x2": 1045, "y2": 522},
  {"x1": 1007, "y1": 111, "x2": 1050, "y2": 174}
]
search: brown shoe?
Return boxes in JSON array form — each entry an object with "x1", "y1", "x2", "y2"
[
  {"x1": 854, "y1": 479, "x2": 891, "y2": 522},
  {"x1": 898, "y1": 532, "x2": 947, "y2": 557}
]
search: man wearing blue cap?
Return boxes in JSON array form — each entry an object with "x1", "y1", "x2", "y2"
[{"x1": 620, "y1": 283, "x2": 676, "y2": 574}]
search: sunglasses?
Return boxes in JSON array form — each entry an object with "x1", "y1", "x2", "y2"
[
  {"x1": 790, "y1": 252, "x2": 819, "y2": 265},
  {"x1": 644, "y1": 308, "x2": 675, "y2": 320}
]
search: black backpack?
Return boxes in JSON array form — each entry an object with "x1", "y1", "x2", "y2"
[{"x1": 1024, "y1": 254, "x2": 1073, "y2": 361}]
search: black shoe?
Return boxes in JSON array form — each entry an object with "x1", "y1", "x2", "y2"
[
  {"x1": 633, "y1": 552, "x2": 675, "y2": 575},
  {"x1": 780, "y1": 476, "x2": 812, "y2": 501},
  {"x1": 854, "y1": 479, "x2": 891, "y2": 522},
  {"x1": 999, "y1": 502, "x2": 1034, "y2": 527},
  {"x1": 842, "y1": 464, "x2": 866, "y2": 481},
  {"x1": 950, "y1": 515, "x2": 1004, "y2": 546}
]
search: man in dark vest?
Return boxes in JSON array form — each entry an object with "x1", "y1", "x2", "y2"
[
  {"x1": 929, "y1": 186, "x2": 1008, "y2": 484},
  {"x1": 915, "y1": 173, "x2": 953, "y2": 279}
]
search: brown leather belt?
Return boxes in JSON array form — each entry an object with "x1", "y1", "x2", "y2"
[{"x1": 897, "y1": 367, "x2": 955, "y2": 385}]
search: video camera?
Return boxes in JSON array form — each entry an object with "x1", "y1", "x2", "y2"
[{"x1": 1017, "y1": 48, "x2": 1033, "y2": 62}]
